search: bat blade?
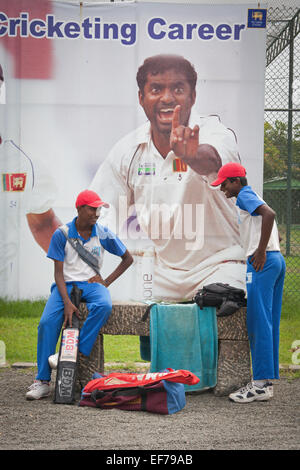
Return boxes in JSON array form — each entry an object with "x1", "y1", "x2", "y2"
[
  {"x1": 54, "y1": 316, "x2": 80, "y2": 404},
  {"x1": 54, "y1": 284, "x2": 82, "y2": 404}
]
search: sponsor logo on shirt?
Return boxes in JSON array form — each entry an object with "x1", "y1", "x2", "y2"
[
  {"x1": 2, "y1": 173, "x2": 27, "y2": 191},
  {"x1": 91, "y1": 246, "x2": 101, "y2": 257},
  {"x1": 138, "y1": 163, "x2": 155, "y2": 176}
]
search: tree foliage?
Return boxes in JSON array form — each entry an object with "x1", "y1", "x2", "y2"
[{"x1": 264, "y1": 120, "x2": 300, "y2": 181}]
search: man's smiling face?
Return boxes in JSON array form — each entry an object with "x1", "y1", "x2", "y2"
[{"x1": 138, "y1": 69, "x2": 196, "y2": 136}]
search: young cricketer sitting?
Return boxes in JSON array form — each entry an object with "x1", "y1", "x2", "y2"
[{"x1": 26, "y1": 190, "x2": 133, "y2": 400}]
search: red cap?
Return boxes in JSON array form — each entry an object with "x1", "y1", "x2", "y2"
[
  {"x1": 210, "y1": 162, "x2": 246, "y2": 186},
  {"x1": 75, "y1": 190, "x2": 109, "y2": 208}
]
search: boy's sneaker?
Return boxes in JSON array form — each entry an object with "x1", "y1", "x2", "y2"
[
  {"x1": 48, "y1": 352, "x2": 59, "y2": 369},
  {"x1": 229, "y1": 381, "x2": 272, "y2": 403},
  {"x1": 26, "y1": 380, "x2": 50, "y2": 400},
  {"x1": 266, "y1": 381, "x2": 273, "y2": 398}
]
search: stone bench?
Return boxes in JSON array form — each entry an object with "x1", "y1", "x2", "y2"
[{"x1": 77, "y1": 302, "x2": 251, "y2": 396}]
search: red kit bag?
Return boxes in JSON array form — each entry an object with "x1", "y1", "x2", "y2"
[{"x1": 79, "y1": 368, "x2": 199, "y2": 415}]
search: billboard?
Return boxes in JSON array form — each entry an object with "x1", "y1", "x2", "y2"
[{"x1": 0, "y1": 1, "x2": 267, "y2": 301}]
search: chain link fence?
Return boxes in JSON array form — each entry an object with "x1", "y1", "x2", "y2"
[{"x1": 264, "y1": 6, "x2": 300, "y2": 302}]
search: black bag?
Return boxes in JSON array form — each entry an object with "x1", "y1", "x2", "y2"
[{"x1": 193, "y1": 283, "x2": 246, "y2": 317}]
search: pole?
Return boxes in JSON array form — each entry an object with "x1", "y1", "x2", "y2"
[{"x1": 286, "y1": 18, "x2": 294, "y2": 256}]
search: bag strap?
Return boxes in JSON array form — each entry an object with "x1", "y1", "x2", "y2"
[
  {"x1": 59, "y1": 225, "x2": 101, "y2": 276},
  {"x1": 141, "y1": 303, "x2": 156, "y2": 322},
  {"x1": 91, "y1": 383, "x2": 165, "y2": 409}
]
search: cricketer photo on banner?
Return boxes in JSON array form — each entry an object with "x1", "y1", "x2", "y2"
[{"x1": 0, "y1": 0, "x2": 267, "y2": 301}]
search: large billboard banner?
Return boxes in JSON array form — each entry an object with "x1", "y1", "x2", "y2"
[{"x1": 0, "y1": 1, "x2": 267, "y2": 301}]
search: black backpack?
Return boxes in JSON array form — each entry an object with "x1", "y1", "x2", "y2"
[{"x1": 193, "y1": 283, "x2": 246, "y2": 317}]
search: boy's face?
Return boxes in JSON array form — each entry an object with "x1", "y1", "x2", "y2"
[
  {"x1": 138, "y1": 69, "x2": 196, "y2": 136},
  {"x1": 77, "y1": 205, "x2": 101, "y2": 226},
  {"x1": 220, "y1": 178, "x2": 241, "y2": 198}
]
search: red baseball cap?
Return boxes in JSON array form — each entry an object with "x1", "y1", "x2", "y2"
[
  {"x1": 75, "y1": 190, "x2": 110, "y2": 208},
  {"x1": 210, "y1": 162, "x2": 246, "y2": 187}
]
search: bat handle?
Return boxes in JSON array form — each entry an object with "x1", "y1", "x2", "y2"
[{"x1": 71, "y1": 314, "x2": 80, "y2": 329}]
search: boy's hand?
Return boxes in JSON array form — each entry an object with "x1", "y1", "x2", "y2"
[
  {"x1": 63, "y1": 301, "x2": 79, "y2": 328},
  {"x1": 249, "y1": 249, "x2": 266, "y2": 272},
  {"x1": 88, "y1": 274, "x2": 107, "y2": 286}
]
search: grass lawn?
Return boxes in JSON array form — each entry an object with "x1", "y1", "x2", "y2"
[
  {"x1": 1, "y1": 288, "x2": 299, "y2": 376},
  {"x1": 279, "y1": 255, "x2": 300, "y2": 366},
  {"x1": 0, "y1": 298, "x2": 144, "y2": 366},
  {"x1": 279, "y1": 291, "x2": 300, "y2": 366}
]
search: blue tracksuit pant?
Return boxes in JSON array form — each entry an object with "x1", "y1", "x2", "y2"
[
  {"x1": 36, "y1": 281, "x2": 112, "y2": 381},
  {"x1": 246, "y1": 251, "x2": 286, "y2": 380}
]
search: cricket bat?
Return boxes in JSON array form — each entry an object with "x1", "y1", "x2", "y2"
[{"x1": 54, "y1": 285, "x2": 83, "y2": 404}]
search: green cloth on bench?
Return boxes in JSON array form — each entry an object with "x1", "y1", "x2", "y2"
[{"x1": 145, "y1": 304, "x2": 218, "y2": 392}]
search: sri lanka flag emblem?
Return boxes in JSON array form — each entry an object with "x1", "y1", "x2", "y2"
[
  {"x1": 173, "y1": 158, "x2": 187, "y2": 172},
  {"x1": 2, "y1": 173, "x2": 27, "y2": 191}
]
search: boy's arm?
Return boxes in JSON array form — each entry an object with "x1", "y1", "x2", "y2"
[
  {"x1": 250, "y1": 204, "x2": 276, "y2": 272},
  {"x1": 88, "y1": 249, "x2": 133, "y2": 287},
  {"x1": 54, "y1": 260, "x2": 79, "y2": 327},
  {"x1": 105, "y1": 249, "x2": 133, "y2": 287}
]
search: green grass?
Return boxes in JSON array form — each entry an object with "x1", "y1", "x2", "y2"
[
  {"x1": 0, "y1": 292, "x2": 299, "y2": 376},
  {"x1": 103, "y1": 335, "x2": 142, "y2": 364},
  {"x1": 279, "y1": 255, "x2": 300, "y2": 366},
  {"x1": 0, "y1": 298, "x2": 144, "y2": 365},
  {"x1": 279, "y1": 291, "x2": 300, "y2": 366}
]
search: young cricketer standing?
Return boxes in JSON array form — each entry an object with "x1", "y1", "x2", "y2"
[{"x1": 211, "y1": 162, "x2": 286, "y2": 403}]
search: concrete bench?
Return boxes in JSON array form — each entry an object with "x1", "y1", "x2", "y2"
[{"x1": 77, "y1": 302, "x2": 251, "y2": 396}]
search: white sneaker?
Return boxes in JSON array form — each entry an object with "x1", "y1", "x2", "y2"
[
  {"x1": 229, "y1": 381, "x2": 272, "y2": 403},
  {"x1": 266, "y1": 381, "x2": 274, "y2": 398},
  {"x1": 26, "y1": 380, "x2": 50, "y2": 400},
  {"x1": 48, "y1": 352, "x2": 59, "y2": 369}
]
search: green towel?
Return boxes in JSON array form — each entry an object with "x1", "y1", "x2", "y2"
[{"x1": 148, "y1": 304, "x2": 218, "y2": 392}]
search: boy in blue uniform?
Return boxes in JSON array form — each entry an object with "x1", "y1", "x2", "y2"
[
  {"x1": 26, "y1": 190, "x2": 133, "y2": 400},
  {"x1": 211, "y1": 163, "x2": 286, "y2": 403}
]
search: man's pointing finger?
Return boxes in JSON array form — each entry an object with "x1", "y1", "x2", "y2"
[
  {"x1": 191, "y1": 124, "x2": 199, "y2": 138},
  {"x1": 172, "y1": 105, "x2": 181, "y2": 129}
]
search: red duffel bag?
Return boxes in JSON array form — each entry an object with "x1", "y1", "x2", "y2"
[{"x1": 79, "y1": 368, "x2": 199, "y2": 415}]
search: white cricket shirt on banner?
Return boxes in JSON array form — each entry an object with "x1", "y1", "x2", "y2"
[
  {"x1": 90, "y1": 111, "x2": 246, "y2": 299},
  {"x1": 0, "y1": 138, "x2": 57, "y2": 298}
]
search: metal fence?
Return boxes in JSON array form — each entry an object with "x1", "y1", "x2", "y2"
[{"x1": 264, "y1": 7, "x2": 300, "y2": 302}]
